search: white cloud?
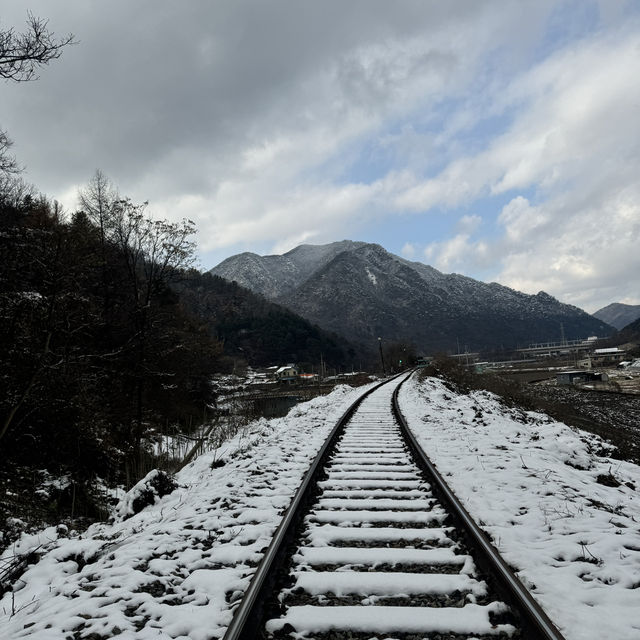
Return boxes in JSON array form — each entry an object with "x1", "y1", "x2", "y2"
[
  {"x1": 456, "y1": 214, "x2": 482, "y2": 235},
  {"x1": 497, "y1": 187, "x2": 640, "y2": 312},
  {"x1": 395, "y1": 26, "x2": 640, "y2": 310},
  {"x1": 401, "y1": 242, "x2": 416, "y2": 259},
  {"x1": 165, "y1": 16, "x2": 640, "y2": 311},
  {"x1": 2, "y1": 1, "x2": 639, "y2": 312},
  {"x1": 396, "y1": 28, "x2": 640, "y2": 207},
  {"x1": 497, "y1": 197, "x2": 550, "y2": 243},
  {"x1": 424, "y1": 235, "x2": 489, "y2": 273},
  {"x1": 3, "y1": 2, "x2": 554, "y2": 232}
]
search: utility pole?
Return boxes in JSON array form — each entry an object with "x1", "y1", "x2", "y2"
[{"x1": 378, "y1": 337, "x2": 387, "y2": 376}]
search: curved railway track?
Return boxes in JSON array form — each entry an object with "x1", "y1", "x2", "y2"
[{"x1": 224, "y1": 372, "x2": 566, "y2": 640}]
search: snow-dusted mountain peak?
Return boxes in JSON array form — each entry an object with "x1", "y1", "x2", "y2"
[{"x1": 210, "y1": 241, "x2": 612, "y2": 351}]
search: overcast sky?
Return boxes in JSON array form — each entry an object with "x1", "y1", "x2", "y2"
[{"x1": 2, "y1": 1, "x2": 639, "y2": 312}]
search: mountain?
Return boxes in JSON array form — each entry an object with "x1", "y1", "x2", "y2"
[
  {"x1": 210, "y1": 241, "x2": 613, "y2": 353},
  {"x1": 593, "y1": 303, "x2": 640, "y2": 331},
  {"x1": 617, "y1": 316, "x2": 640, "y2": 346},
  {"x1": 174, "y1": 270, "x2": 360, "y2": 369},
  {"x1": 211, "y1": 240, "x2": 366, "y2": 299}
]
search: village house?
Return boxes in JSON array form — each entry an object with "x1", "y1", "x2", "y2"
[
  {"x1": 557, "y1": 370, "x2": 609, "y2": 386},
  {"x1": 275, "y1": 364, "x2": 299, "y2": 383},
  {"x1": 591, "y1": 347, "x2": 627, "y2": 367}
]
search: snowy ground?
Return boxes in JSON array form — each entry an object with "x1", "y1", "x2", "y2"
[
  {"x1": 399, "y1": 374, "x2": 640, "y2": 640},
  {"x1": 2, "y1": 374, "x2": 639, "y2": 639},
  {"x1": 1, "y1": 383, "x2": 374, "y2": 639}
]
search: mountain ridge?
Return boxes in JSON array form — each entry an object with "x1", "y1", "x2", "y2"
[
  {"x1": 212, "y1": 240, "x2": 366, "y2": 299},
  {"x1": 593, "y1": 302, "x2": 640, "y2": 331},
  {"x1": 210, "y1": 241, "x2": 613, "y2": 353}
]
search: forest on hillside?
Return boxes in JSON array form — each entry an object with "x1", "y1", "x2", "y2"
[
  {"x1": 0, "y1": 167, "x2": 360, "y2": 527},
  {"x1": 0, "y1": 15, "x2": 362, "y2": 539},
  {"x1": 0, "y1": 173, "x2": 219, "y2": 485}
]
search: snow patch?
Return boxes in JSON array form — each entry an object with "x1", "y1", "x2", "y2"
[
  {"x1": 366, "y1": 267, "x2": 377, "y2": 285},
  {"x1": 0, "y1": 383, "x2": 374, "y2": 639},
  {"x1": 399, "y1": 375, "x2": 640, "y2": 640}
]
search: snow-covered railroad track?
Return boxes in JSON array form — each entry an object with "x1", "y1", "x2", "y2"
[{"x1": 225, "y1": 374, "x2": 566, "y2": 640}]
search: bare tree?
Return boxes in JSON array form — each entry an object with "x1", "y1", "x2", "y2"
[
  {"x1": 78, "y1": 170, "x2": 119, "y2": 266},
  {"x1": 0, "y1": 173, "x2": 37, "y2": 207},
  {"x1": 0, "y1": 13, "x2": 74, "y2": 177},
  {"x1": 91, "y1": 193, "x2": 197, "y2": 471},
  {"x1": 0, "y1": 12, "x2": 75, "y2": 82},
  {"x1": 0, "y1": 129, "x2": 19, "y2": 174},
  {"x1": 78, "y1": 170, "x2": 120, "y2": 325}
]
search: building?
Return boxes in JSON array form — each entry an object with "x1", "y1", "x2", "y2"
[
  {"x1": 275, "y1": 365, "x2": 299, "y2": 383},
  {"x1": 518, "y1": 336, "x2": 599, "y2": 359},
  {"x1": 557, "y1": 371, "x2": 609, "y2": 386},
  {"x1": 591, "y1": 348, "x2": 627, "y2": 366}
]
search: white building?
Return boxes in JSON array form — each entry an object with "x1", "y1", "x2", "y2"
[{"x1": 275, "y1": 365, "x2": 299, "y2": 382}]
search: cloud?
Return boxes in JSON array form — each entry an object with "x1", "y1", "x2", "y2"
[
  {"x1": 396, "y1": 28, "x2": 640, "y2": 207},
  {"x1": 396, "y1": 25, "x2": 640, "y2": 310},
  {"x1": 3, "y1": 2, "x2": 550, "y2": 220},
  {"x1": 497, "y1": 185, "x2": 640, "y2": 311},
  {"x1": 401, "y1": 242, "x2": 416, "y2": 259},
  {"x1": 424, "y1": 235, "x2": 490, "y2": 273},
  {"x1": 1, "y1": 1, "x2": 638, "y2": 312},
  {"x1": 456, "y1": 214, "x2": 482, "y2": 235},
  {"x1": 498, "y1": 197, "x2": 549, "y2": 243}
]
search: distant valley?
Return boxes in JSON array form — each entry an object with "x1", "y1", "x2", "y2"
[{"x1": 211, "y1": 241, "x2": 613, "y2": 354}]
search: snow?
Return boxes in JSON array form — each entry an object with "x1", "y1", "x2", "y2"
[
  {"x1": 0, "y1": 383, "x2": 375, "y2": 639},
  {"x1": 398, "y1": 374, "x2": 640, "y2": 640},
  {"x1": 319, "y1": 488, "x2": 426, "y2": 498},
  {"x1": 293, "y1": 545, "x2": 469, "y2": 567},
  {"x1": 319, "y1": 478, "x2": 423, "y2": 489},
  {"x1": 266, "y1": 602, "x2": 515, "y2": 636},
  {"x1": 316, "y1": 497, "x2": 435, "y2": 509},
  {"x1": 289, "y1": 570, "x2": 488, "y2": 597},
  {"x1": 112, "y1": 469, "x2": 173, "y2": 521},
  {"x1": 366, "y1": 267, "x2": 378, "y2": 285},
  {"x1": 309, "y1": 508, "x2": 447, "y2": 525},
  {"x1": 327, "y1": 470, "x2": 418, "y2": 479},
  {"x1": 305, "y1": 524, "x2": 454, "y2": 546},
  {"x1": 329, "y1": 462, "x2": 418, "y2": 471},
  {"x1": 4, "y1": 372, "x2": 639, "y2": 639}
]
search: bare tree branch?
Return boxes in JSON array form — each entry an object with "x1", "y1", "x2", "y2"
[
  {"x1": 0, "y1": 12, "x2": 75, "y2": 82},
  {"x1": 0, "y1": 129, "x2": 20, "y2": 174},
  {"x1": 0, "y1": 13, "x2": 74, "y2": 177}
]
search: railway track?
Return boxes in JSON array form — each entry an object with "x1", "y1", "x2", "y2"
[{"x1": 224, "y1": 373, "x2": 566, "y2": 639}]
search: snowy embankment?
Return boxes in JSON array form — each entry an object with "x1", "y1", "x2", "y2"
[
  {"x1": 1, "y1": 383, "x2": 374, "y2": 639},
  {"x1": 399, "y1": 374, "x2": 640, "y2": 640}
]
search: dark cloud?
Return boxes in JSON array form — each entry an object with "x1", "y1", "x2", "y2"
[
  {"x1": 1, "y1": 1, "x2": 506, "y2": 196},
  {"x1": 2, "y1": 1, "x2": 637, "y2": 311}
]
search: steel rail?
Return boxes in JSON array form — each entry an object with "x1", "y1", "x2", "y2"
[
  {"x1": 222, "y1": 374, "x2": 404, "y2": 640},
  {"x1": 392, "y1": 373, "x2": 568, "y2": 640}
]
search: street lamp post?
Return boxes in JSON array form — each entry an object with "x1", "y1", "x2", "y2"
[{"x1": 378, "y1": 337, "x2": 387, "y2": 376}]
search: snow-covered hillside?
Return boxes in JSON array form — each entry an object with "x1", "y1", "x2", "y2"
[
  {"x1": 2, "y1": 374, "x2": 639, "y2": 639},
  {"x1": 1, "y1": 384, "x2": 375, "y2": 639},
  {"x1": 400, "y1": 375, "x2": 640, "y2": 640}
]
